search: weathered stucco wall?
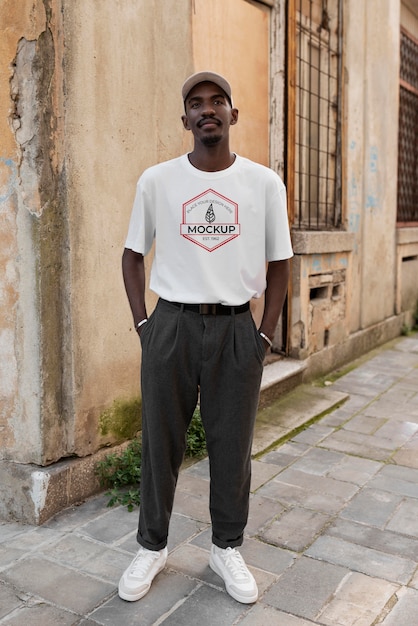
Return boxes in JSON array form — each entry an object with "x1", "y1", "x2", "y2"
[
  {"x1": 345, "y1": 0, "x2": 400, "y2": 331},
  {"x1": 0, "y1": 0, "x2": 66, "y2": 465},
  {"x1": 63, "y1": 0, "x2": 193, "y2": 458},
  {"x1": 0, "y1": 0, "x2": 193, "y2": 468}
]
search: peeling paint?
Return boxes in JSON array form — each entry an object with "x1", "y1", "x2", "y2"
[
  {"x1": 9, "y1": 28, "x2": 56, "y2": 217},
  {"x1": 30, "y1": 470, "x2": 50, "y2": 519}
]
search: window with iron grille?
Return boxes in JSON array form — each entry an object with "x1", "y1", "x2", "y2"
[
  {"x1": 293, "y1": 0, "x2": 343, "y2": 230},
  {"x1": 397, "y1": 29, "x2": 418, "y2": 225}
]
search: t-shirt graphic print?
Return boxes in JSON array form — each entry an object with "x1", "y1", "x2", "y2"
[{"x1": 181, "y1": 188, "x2": 240, "y2": 251}]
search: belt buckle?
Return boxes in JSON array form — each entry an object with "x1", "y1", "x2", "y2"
[{"x1": 199, "y1": 303, "x2": 217, "y2": 315}]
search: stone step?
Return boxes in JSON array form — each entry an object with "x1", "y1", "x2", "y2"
[
  {"x1": 253, "y1": 383, "x2": 349, "y2": 457},
  {"x1": 259, "y1": 357, "x2": 307, "y2": 410}
]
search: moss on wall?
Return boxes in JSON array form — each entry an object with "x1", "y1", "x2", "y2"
[{"x1": 99, "y1": 397, "x2": 142, "y2": 441}]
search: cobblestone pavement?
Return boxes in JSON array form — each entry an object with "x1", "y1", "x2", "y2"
[{"x1": 1, "y1": 335, "x2": 418, "y2": 625}]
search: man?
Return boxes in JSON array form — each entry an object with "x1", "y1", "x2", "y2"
[{"x1": 119, "y1": 71, "x2": 293, "y2": 604}]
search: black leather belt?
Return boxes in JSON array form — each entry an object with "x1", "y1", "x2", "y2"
[{"x1": 166, "y1": 300, "x2": 250, "y2": 315}]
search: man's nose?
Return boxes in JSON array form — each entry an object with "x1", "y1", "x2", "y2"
[{"x1": 201, "y1": 101, "x2": 216, "y2": 115}]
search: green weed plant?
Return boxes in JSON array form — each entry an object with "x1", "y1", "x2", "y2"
[{"x1": 95, "y1": 408, "x2": 206, "y2": 511}]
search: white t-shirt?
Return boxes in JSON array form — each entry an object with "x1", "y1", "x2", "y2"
[{"x1": 125, "y1": 154, "x2": 293, "y2": 305}]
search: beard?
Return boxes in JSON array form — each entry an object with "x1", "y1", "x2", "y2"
[{"x1": 201, "y1": 134, "x2": 222, "y2": 146}]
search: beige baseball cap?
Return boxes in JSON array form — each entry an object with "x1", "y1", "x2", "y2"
[{"x1": 182, "y1": 71, "x2": 233, "y2": 106}]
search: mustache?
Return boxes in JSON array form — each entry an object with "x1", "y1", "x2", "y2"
[{"x1": 198, "y1": 116, "x2": 221, "y2": 127}]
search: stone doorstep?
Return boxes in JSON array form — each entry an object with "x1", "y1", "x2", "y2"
[
  {"x1": 0, "y1": 359, "x2": 325, "y2": 526},
  {"x1": 259, "y1": 357, "x2": 306, "y2": 409}
]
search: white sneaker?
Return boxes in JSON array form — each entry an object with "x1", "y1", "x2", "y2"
[
  {"x1": 209, "y1": 545, "x2": 258, "y2": 604},
  {"x1": 118, "y1": 546, "x2": 168, "y2": 601}
]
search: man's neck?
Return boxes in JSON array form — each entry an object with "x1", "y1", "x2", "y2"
[{"x1": 188, "y1": 145, "x2": 236, "y2": 172}]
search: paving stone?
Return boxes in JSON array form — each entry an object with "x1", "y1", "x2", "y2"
[
  {"x1": 78, "y1": 506, "x2": 138, "y2": 544},
  {"x1": 172, "y1": 490, "x2": 211, "y2": 524},
  {"x1": 160, "y1": 583, "x2": 247, "y2": 625},
  {"x1": 40, "y1": 534, "x2": 108, "y2": 568},
  {"x1": 166, "y1": 544, "x2": 221, "y2": 588},
  {"x1": 257, "y1": 479, "x2": 349, "y2": 515},
  {"x1": 392, "y1": 433, "x2": 418, "y2": 469},
  {"x1": 291, "y1": 424, "x2": 335, "y2": 446},
  {"x1": 375, "y1": 420, "x2": 418, "y2": 444},
  {"x1": 175, "y1": 472, "x2": 210, "y2": 498},
  {"x1": 45, "y1": 494, "x2": 112, "y2": 532},
  {"x1": 182, "y1": 457, "x2": 210, "y2": 480},
  {"x1": 368, "y1": 465, "x2": 418, "y2": 498},
  {"x1": 0, "y1": 545, "x2": 27, "y2": 570},
  {"x1": 1, "y1": 603, "x2": 80, "y2": 626},
  {"x1": 319, "y1": 408, "x2": 354, "y2": 428},
  {"x1": 332, "y1": 373, "x2": 396, "y2": 398},
  {"x1": 317, "y1": 571, "x2": 398, "y2": 626},
  {"x1": 260, "y1": 507, "x2": 331, "y2": 552},
  {"x1": 238, "y1": 536, "x2": 296, "y2": 576},
  {"x1": 286, "y1": 447, "x2": 345, "y2": 476},
  {"x1": 167, "y1": 512, "x2": 209, "y2": 551},
  {"x1": 272, "y1": 468, "x2": 359, "y2": 500},
  {"x1": 306, "y1": 536, "x2": 416, "y2": 584},
  {"x1": 330, "y1": 393, "x2": 373, "y2": 413},
  {"x1": 246, "y1": 493, "x2": 286, "y2": 536},
  {"x1": 0, "y1": 557, "x2": 114, "y2": 614},
  {"x1": 239, "y1": 606, "x2": 315, "y2": 625},
  {"x1": 364, "y1": 398, "x2": 418, "y2": 423},
  {"x1": 258, "y1": 449, "x2": 300, "y2": 469},
  {"x1": 380, "y1": 386, "x2": 418, "y2": 403},
  {"x1": 410, "y1": 568, "x2": 418, "y2": 590},
  {"x1": 5, "y1": 526, "x2": 63, "y2": 552},
  {"x1": 115, "y1": 531, "x2": 139, "y2": 555},
  {"x1": 188, "y1": 527, "x2": 213, "y2": 551},
  {"x1": 250, "y1": 459, "x2": 282, "y2": 491},
  {"x1": 326, "y1": 518, "x2": 418, "y2": 561},
  {"x1": 340, "y1": 488, "x2": 402, "y2": 528},
  {"x1": 386, "y1": 498, "x2": 418, "y2": 537},
  {"x1": 379, "y1": 587, "x2": 418, "y2": 625},
  {"x1": 319, "y1": 429, "x2": 394, "y2": 461},
  {"x1": 89, "y1": 569, "x2": 197, "y2": 625},
  {"x1": 262, "y1": 556, "x2": 348, "y2": 619},
  {"x1": 79, "y1": 549, "x2": 132, "y2": 585},
  {"x1": 327, "y1": 455, "x2": 382, "y2": 486},
  {"x1": 0, "y1": 581, "x2": 23, "y2": 619},
  {"x1": 341, "y1": 414, "x2": 387, "y2": 435},
  {"x1": 260, "y1": 441, "x2": 310, "y2": 467},
  {"x1": 0, "y1": 522, "x2": 34, "y2": 544}
]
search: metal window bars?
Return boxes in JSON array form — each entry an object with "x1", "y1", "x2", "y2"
[
  {"x1": 397, "y1": 28, "x2": 418, "y2": 225},
  {"x1": 292, "y1": 0, "x2": 343, "y2": 230}
]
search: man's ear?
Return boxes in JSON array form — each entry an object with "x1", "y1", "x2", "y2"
[
  {"x1": 181, "y1": 114, "x2": 190, "y2": 130},
  {"x1": 230, "y1": 108, "x2": 239, "y2": 126}
]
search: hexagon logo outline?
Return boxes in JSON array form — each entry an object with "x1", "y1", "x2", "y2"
[{"x1": 181, "y1": 188, "x2": 240, "y2": 252}]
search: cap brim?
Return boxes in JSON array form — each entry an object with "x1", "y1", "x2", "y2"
[{"x1": 182, "y1": 71, "x2": 233, "y2": 105}]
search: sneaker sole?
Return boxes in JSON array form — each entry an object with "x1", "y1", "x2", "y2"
[
  {"x1": 209, "y1": 556, "x2": 258, "y2": 604},
  {"x1": 118, "y1": 560, "x2": 166, "y2": 602}
]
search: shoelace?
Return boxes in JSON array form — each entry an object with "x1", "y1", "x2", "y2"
[
  {"x1": 220, "y1": 548, "x2": 249, "y2": 580},
  {"x1": 129, "y1": 548, "x2": 160, "y2": 578}
]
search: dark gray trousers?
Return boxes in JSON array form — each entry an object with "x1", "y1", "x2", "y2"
[{"x1": 137, "y1": 298, "x2": 265, "y2": 550}]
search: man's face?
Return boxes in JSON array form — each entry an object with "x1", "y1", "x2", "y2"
[{"x1": 181, "y1": 81, "x2": 238, "y2": 146}]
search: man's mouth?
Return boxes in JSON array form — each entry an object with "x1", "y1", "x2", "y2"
[{"x1": 199, "y1": 118, "x2": 220, "y2": 128}]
